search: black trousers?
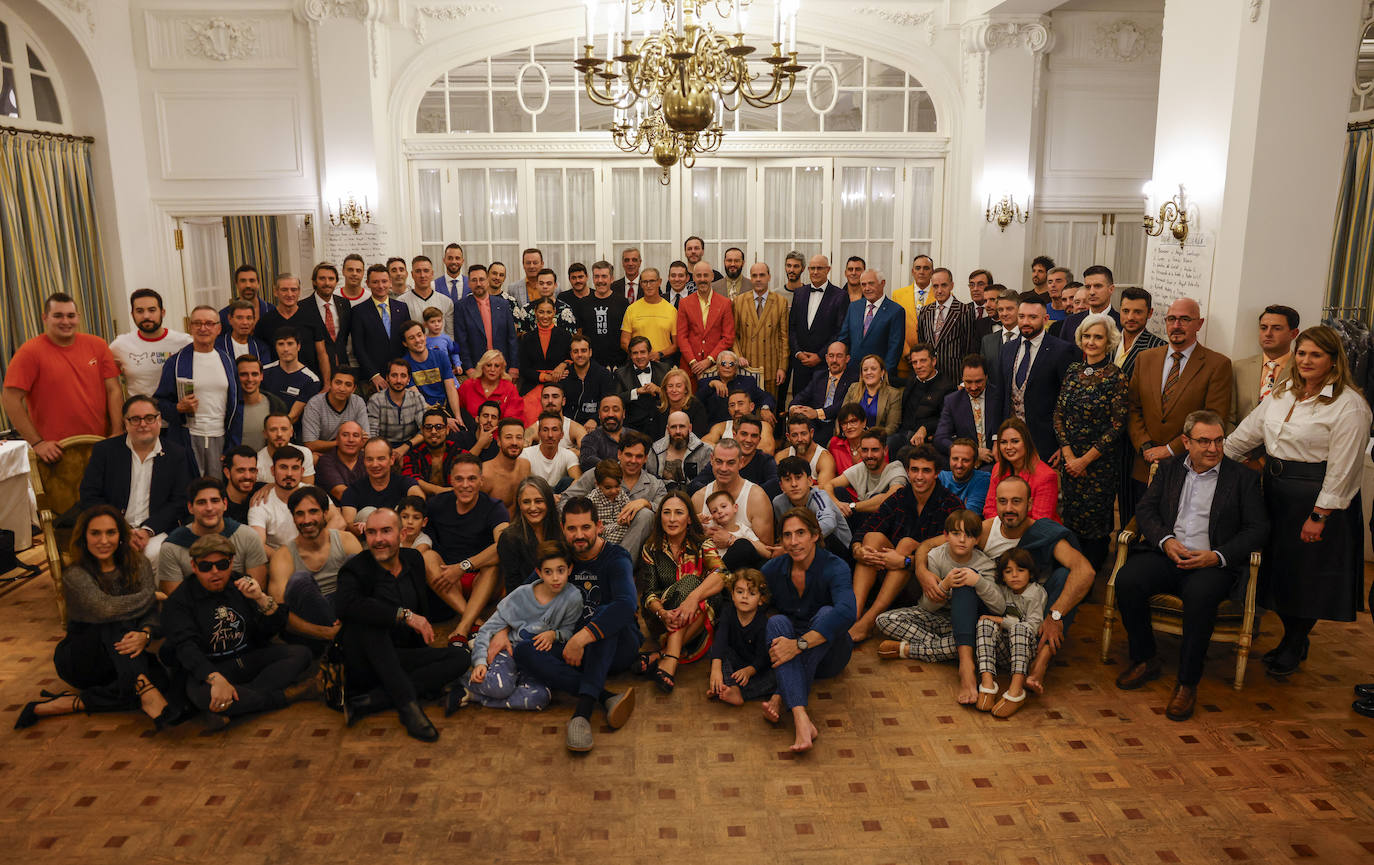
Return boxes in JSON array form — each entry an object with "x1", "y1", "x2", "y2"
[
  {"x1": 54, "y1": 621, "x2": 169, "y2": 713},
  {"x1": 342, "y1": 624, "x2": 470, "y2": 708},
  {"x1": 1115, "y1": 549, "x2": 1235, "y2": 686},
  {"x1": 185, "y1": 644, "x2": 313, "y2": 717}
]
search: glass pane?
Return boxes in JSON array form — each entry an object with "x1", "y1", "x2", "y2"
[
  {"x1": 611, "y1": 167, "x2": 639, "y2": 241},
  {"x1": 489, "y1": 48, "x2": 529, "y2": 87},
  {"x1": 540, "y1": 89, "x2": 576, "y2": 131},
  {"x1": 643, "y1": 242, "x2": 672, "y2": 271},
  {"x1": 543, "y1": 245, "x2": 567, "y2": 280},
  {"x1": 489, "y1": 168, "x2": 520, "y2": 239},
  {"x1": 641, "y1": 169, "x2": 672, "y2": 243},
  {"x1": 839, "y1": 167, "x2": 866, "y2": 239},
  {"x1": 909, "y1": 240, "x2": 932, "y2": 263},
  {"x1": 795, "y1": 165, "x2": 823, "y2": 239},
  {"x1": 867, "y1": 59, "x2": 904, "y2": 87},
  {"x1": 416, "y1": 90, "x2": 447, "y2": 133},
  {"x1": 416, "y1": 169, "x2": 443, "y2": 243},
  {"x1": 1, "y1": 67, "x2": 17, "y2": 119},
  {"x1": 534, "y1": 41, "x2": 575, "y2": 85},
  {"x1": 738, "y1": 103, "x2": 777, "y2": 131},
  {"x1": 869, "y1": 242, "x2": 893, "y2": 282},
  {"x1": 828, "y1": 49, "x2": 863, "y2": 86},
  {"x1": 870, "y1": 167, "x2": 896, "y2": 238},
  {"x1": 827, "y1": 91, "x2": 861, "y2": 132},
  {"x1": 568, "y1": 243, "x2": 597, "y2": 270},
  {"x1": 421, "y1": 243, "x2": 444, "y2": 266},
  {"x1": 492, "y1": 91, "x2": 533, "y2": 131},
  {"x1": 491, "y1": 243, "x2": 521, "y2": 269},
  {"x1": 536, "y1": 169, "x2": 566, "y2": 243},
  {"x1": 764, "y1": 167, "x2": 791, "y2": 238},
  {"x1": 764, "y1": 243, "x2": 790, "y2": 273},
  {"x1": 457, "y1": 169, "x2": 490, "y2": 242},
  {"x1": 780, "y1": 94, "x2": 819, "y2": 132},
  {"x1": 26, "y1": 46, "x2": 43, "y2": 72},
  {"x1": 448, "y1": 60, "x2": 488, "y2": 88},
  {"x1": 909, "y1": 166, "x2": 934, "y2": 240},
  {"x1": 0, "y1": 22, "x2": 9, "y2": 64},
  {"x1": 865, "y1": 90, "x2": 904, "y2": 132},
  {"x1": 449, "y1": 90, "x2": 490, "y2": 132},
  {"x1": 691, "y1": 169, "x2": 719, "y2": 245},
  {"x1": 578, "y1": 92, "x2": 615, "y2": 131},
  {"x1": 908, "y1": 90, "x2": 937, "y2": 132},
  {"x1": 567, "y1": 168, "x2": 597, "y2": 242},
  {"x1": 720, "y1": 167, "x2": 748, "y2": 241}
]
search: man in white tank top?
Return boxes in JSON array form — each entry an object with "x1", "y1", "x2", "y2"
[
  {"x1": 690, "y1": 439, "x2": 775, "y2": 547},
  {"x1": 522, "y1": 383, "x2": 586, "y2": 451},
  {"x1": 778, "y1": 413, "x2": 837, "y2": 487},
  {"x1": 266, "y1": 486, "x2": 362, "y2": 649}
]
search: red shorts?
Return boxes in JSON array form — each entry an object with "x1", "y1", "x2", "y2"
[{"x1": 460, "y1": 570, "x2": 478, "y2": 595}]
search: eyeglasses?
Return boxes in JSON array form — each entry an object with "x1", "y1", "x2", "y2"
[
  {"x1": 422, "y1": 423, "x2": 447, "y2": 431},
  {"x1": 190, "y1": 320, "x2": 218, "y2": 329},
  {"x1": 1186, "y1": 435, "x2": 1224, "y2": 448},
  {"x1": 194, "y1": 558, "x2": 232, "y2": 573},
  {"x1": 1164, "y1": 316, "x2": 1196, "y2": 325},
  {"x1": 125, "y1": 413, "x2": 160, "y2": 426},
  {"x1": 718, "y1": 360, "x2": 737, "y2": 368}
]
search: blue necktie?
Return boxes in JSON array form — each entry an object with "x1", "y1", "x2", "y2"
[
  {"x1": 1014, "y1": 341, "x2": 1032, "y2": 387},
  {"x1": 378, "y1": 301, "x2": 391, "y2": 334}
]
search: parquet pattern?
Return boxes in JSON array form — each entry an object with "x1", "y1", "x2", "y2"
[{"x1": 1, "y1": 550, "x2": 1372, "y2": 864}]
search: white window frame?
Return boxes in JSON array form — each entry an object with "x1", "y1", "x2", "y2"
[{"x1": 0, "y1": 9, "x2": 68, "y2": 132}]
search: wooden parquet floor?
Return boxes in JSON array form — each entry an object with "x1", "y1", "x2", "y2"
[{"x1": 1, "y1": 552, "x2": 1372, "y2": 865}]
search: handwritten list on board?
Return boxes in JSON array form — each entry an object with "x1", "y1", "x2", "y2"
[
  {"x1": 1141, "y1": 232, "x2": 1215, "y2": 336},
  {"x1": 324, "y1": 222, "x2": 392, "y2": 265}
]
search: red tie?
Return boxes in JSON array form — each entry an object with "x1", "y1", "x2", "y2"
[
  {"x1": 323, "y1": 301, "x2": 336, "y2": 340},
  {"x1": 626, "y1": 281, "x2": 636, "y2": 303}
]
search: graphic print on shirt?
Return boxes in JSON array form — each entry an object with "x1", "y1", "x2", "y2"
[
  {"x1": 571, "y1": 564, "x2": 605, "y2": 628},
  {"x1": 208, "y1": 605, "x2": 247, "y2": 657},
  {"x1": 595, "y1": 306, "x2": 609, "y2": 335}
]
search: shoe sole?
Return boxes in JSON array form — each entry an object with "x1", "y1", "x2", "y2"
[
  {"x1": 605, "y1": 687, "x2": 636, "y2": 730},
  {"x1": 566, "y1": 720, "x2": 594, "y2": 752},
  {"x1": 1165, "y1": 707, "x2": 1195, "y2": 722}
]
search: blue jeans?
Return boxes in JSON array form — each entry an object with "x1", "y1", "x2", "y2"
[
  {"x1": 284, "y1": 571, "x2": 336, "y2": 627},
  {"x1": 514, "y1": 625, "x2": 640, "y2": 700},
  {"x1": 766, "y1": 609, "x2": 852, "y2": 710}
]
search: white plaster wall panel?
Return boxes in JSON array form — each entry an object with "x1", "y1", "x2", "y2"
[
  {"x1": 155, "y1": 91, "x2": 303, "y2": 179},
  {"x1": 143, "y1": 9, "x2": 299, "y2": 69},
  {"x1": 1042, "y1": 83, "x2": 1155, "y2": 180}
]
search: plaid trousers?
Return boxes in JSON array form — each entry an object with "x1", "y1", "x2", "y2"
[
  {"x1": 874, "y1": 607, "x2": 957, "y2": 662},
  {"x1": 974, "y1": 618, "x2": 1037, "y2": 677}
]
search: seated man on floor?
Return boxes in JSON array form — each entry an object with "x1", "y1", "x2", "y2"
[
  {"x1": 266, "y1": 485, "x2": 362, "y2": 652},
  {"x1": 704, "y1": 386, "x2": 777, "y2": 454},
  {"x1": 249, "y1": 445, "x2": 345, "y2": 553},
  {"x1": 316, "y1": 420, "x2": 366, "y2": 503},
  {"x1": 776, "y1": 412, "x2": 836, "y2": 487},
  {"x1": 401, "y1": 408, "x2": 464, "y2": 497},
  {"x1": 886, "y1": 343, "x2": 953, "y2": 460},
  {"x1": 562, "y1": 429, "x2": 666, "y2": 561},
  {"x1": 522, "y1": 382, "x2": 586, "y2": 451},
  {"x1": 691, "y1": 414, "x2": 779, "y2": 497},
  {"x1": 482, "y1": 417, "x2": 531, "y2": 511},
  {"x1": 523, "y1": 410, "x2": 582, "y2": 490},
  {"x1": 578, "y1": 394, "x2": 626, "y2": 473},
  {"x1": 222, "y1": 445, "x2": 266, "y2": 524},
  {"x1": 647, "y1": 409, "x2": 713, "y2": 489},
  {"x1": 79, "y1": 394, "x2": 191, "y2": 563},
  {"x1": 823, "y1": 427, "x2": 908, "y2": 532},
  {"x1": 453, "y1": 400, "x2": 501, "y2": 462},
  {"x1": 848, "y1": 444, "x2": 963, "y2": 642},
  {"x1": 367, "y1": 357, "x2": 429, "y2": 449},
  {"x1": 342, "y1": 438, "x2": 423, "y2": 531},
  {"x1": 689, "y1": 438, "x2": 775, "y2": 551},
  {"x1": 424, "y1": 453, "x2": 510, "y2": 649},
  {"x1": 162, "y1": 534, "x2": 318, "y2": 731},
  {"x1": 257, "y1": 412, "x2": 317, "y2": 485},
  {"x1": 303, "y1": 368, "x2": 370, "y2": 455},
  {"x1": 788, "y1": 341, "x2": 856, "y2": 440},
  {"x1": 1113, "y1": 409, "x2": 1267, "y2": 721},
  {"x1": 336, "y1": 508, "x2": 472, "y2": 742},
  {"x1": 157, "y1": 478, "x2": 268, "y2": 596},
  {"x1": 939, "y1": 438, "x2": 991, "y2": 513},
  {"x1": 773, "y1": 455, "x2": 851, "y2": 560}
]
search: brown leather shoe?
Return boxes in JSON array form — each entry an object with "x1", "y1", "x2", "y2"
[
  {"x1": 1165, "y1": 683, "x2": 1196, "y2": 722},
  {"x1": 1114, "y1": 657, "x2": 1162, "y2": 690}
]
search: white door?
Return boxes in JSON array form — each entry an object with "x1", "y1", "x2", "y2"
[
  {"x1": 1034, "y1": 211, "x2": 1146, "y2": 286},
  {"x1": 177, "y1": 216, "x2": 230, "y2": 328}
]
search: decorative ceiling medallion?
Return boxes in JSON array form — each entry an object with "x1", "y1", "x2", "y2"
[{"x1": 1091, "y1": 19, "x2": 1161, "y2": 63}]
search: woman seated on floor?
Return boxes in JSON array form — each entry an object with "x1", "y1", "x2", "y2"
[{"x1": 15, "y1": 505, "x2": 186, "y2": 731}]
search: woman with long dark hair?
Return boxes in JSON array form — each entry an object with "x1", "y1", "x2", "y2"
[
  {"x1": 14, "y1": 505, "x2": 183, "y2": 730},
  {"x1": 496, "y1": 476, "x2": 561, "y2": 594},
  {"x1": 983, "y1": 417, "x2": 1061, "y2": 522},
  {"x1": 635, "y1": 490, "x2": 726, "y2": 693}
]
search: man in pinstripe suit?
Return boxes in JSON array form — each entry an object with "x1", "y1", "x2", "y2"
[
  {"x1": 733, "y1": 262, "x2": 791, "y2": 403},
  {"x1": 1115, "y1": 286, "x2": 1166, "y2": 524},
  {"x1": 915, "y1": 267, "x2": 974, "y2": 386}
]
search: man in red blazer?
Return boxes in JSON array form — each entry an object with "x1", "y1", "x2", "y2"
[{"x1": 677, "y1": 259, "x2": 736, "y2": 385}]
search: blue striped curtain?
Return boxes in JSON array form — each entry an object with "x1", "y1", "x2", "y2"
[
  {"x1": 224, "y1": 215, "x2": 281, "y2": 302},
  {"x1": 0, "y1": 128, "x2": 113, "y2": 426},
  {"x1": 1327, "y1": 125, "x2": 1374, "y2": 318}
]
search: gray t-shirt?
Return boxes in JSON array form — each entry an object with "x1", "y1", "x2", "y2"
[
  {"x1": 241, "y1": 399, "x2": 271, "y2": 451},
  {"x1": 156, "y1": 523, "x2": 269, "y2": 586},
  {"x1": 843, "y1": 460, "x2": 908, "y2": 501},
  {"x1": 918, "y1": 545, "x2": 998, "y2": 612}
]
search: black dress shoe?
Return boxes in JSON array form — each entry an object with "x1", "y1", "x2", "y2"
[
  {"x1": 1114, "y1": 658, "x2": 1162, "y2": 690},
  {"x1": 397, "y1": 701, "x2": 438, "y2": 742},
  {"x1": 1353, "y1": 697, "x2": 1374, "y2": 719},
  {"x1": 344, "y1": 693, "x2": 386, "y2": 727},
  {"x1": 1266, "y1": 644, "x2": 1305, "y2": 677},
  {"x1": 1353, "y1": 683, "x2": 1374, "y2": 700},
  {"x1": 1264, "y1": 635, "x2": 1309, "y2": 668}
]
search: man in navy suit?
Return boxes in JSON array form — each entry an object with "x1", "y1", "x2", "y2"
[
  {"x1": 991, "y1": 293, "x2": 1076, "y2": 461},
  {"x1": 79, "y1": 394, "x2": 191, "y2": 559},
  {"x1": 309, "y1": 262, "x2": 351, "y2": 376},
  {"x1": 350, "y1": 264, "x2": 411, "y2": 393},
  {"x1": 434, "y1": 242, "x2": 468, "y2": 303},
  {"x1": 1056, "y1": 265, "x2": 1121, "y2": 346},
  {"x1": 835, "y1": 269, "x2": 904, "y2": 377},
  {"x1": 789, "y1": 341, "x2": 857, "y2": 438},
  {"x1": 454, "y1": 263, "x2": 520, "y2": 380},
  {"x1": 788, "y1": 254, "x2": 849, "y2": 399},
  {"x1": 934, "y1": 354, "x2": 996, "y2": 465}
]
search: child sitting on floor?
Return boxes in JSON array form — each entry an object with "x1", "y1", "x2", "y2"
[
  {"x1": 465, "y1": 540, "x2": 583, "y2": 711},
  {"x1": 588, "y1": 460, "x2": 631, "y2": 546},
  {"x1": 397, "y1": 495, "x2": 434, "y2": 552},
  {"x1": 706, "y1": 568, "x2": 777, "y2": 706},
  {"x1": 974, "y1": 548, "x2": 1047, "y2": 718}
]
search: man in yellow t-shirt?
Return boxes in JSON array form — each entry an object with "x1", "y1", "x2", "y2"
[{"x1": 619, "y1": 268, "x2": 678, "y2": 363}]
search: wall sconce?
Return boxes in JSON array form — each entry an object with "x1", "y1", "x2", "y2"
[
  {"x1": 985, "y1": 193, "x2": 1030, "y2": 232},
  {"x1": 329, "y1": 194, "x2": 372, "y2": 234},
  {"x1": 1143, "y1": 182, "x2": 1188, "y2": 248}
]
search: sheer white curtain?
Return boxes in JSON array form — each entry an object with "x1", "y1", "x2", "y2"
[
  {"x1": 690, "y1": 166, "x2": 748, "y2": 266},
  {"x1": 908, "y1": 165, "x2": 934, "y2": 265},
  {"x1": 762, "y1": 164, "x2": 825, "y2": 270},
  {"x1": 417, "y1": 168, "x2": 443, "y2": 264}
]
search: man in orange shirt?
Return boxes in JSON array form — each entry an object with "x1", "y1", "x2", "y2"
[
  {"x1": 3, "y1": 292, "x2": 123, "y2": 463},
  {"x1": 677, "y1": 259, "x2": 736, "y2": 386}
]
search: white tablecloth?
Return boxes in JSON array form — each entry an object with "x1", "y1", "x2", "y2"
[{"x1": 0, "y1": 441, "x2": 35, "y2": 551}]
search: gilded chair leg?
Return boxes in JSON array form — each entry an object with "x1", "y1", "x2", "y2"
[{"x1": 1234, "y1": 635, "x2": 1250, "y2": 691}]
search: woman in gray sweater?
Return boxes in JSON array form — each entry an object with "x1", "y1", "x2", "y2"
[{"x1": 14, "y1": 505, "x2": 184, "y2": 730}]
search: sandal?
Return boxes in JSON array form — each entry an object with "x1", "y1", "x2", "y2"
[
  {"x1": 975, "y1": 683, "x2": 999, "y2": 712},
  {"x1": 633, "y1": 651, "x2": 662, "y2": 677},
  {"x1": 877, "y1": 640, "x2": 908, "y2": 660},
  {"x1": 991, "y1": 690, "x2": 1027, "y2": 719},
  {"x1": 654, "y1": 654, "x2": 679, "y2": 694}
]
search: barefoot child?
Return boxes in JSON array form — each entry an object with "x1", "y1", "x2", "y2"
[
  {"x1": 465, "y1": 540, "x2": 583, "y2": 710},
  {"x1": 587, "y1": 460, "x2": 631, "y2": 546},
  {"x1": 706, "y1": 569, "x2": 776, "y2": 705},
  {"x1": 974, "y1": 548, "x2": 1047, "y2": 718}
]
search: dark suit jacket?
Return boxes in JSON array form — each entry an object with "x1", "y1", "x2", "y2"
[
  {"x1": 78, "y1": 435, "x2": 191, "y2": 534},
  {"x1": 256, "y1": 305, "x2": 327, "y2": 376},
  {"x1": 972, "y1": 315, "x2": 995, "y2": 344},
  {"x1": 1057, "y1": 307, "x2": 1121, "y2": 346},
  {"x1": 836, "y1": 297, "x2": 905, "y2": 376},
  {"x1": 788, "y1": 282, "x2": 848, "y2": 360},
  {"x1": 611, "y1": 276, "x2": 646, "y2": 303},
  {"x1": 1135, "y1": 454, "x2": 1268, "y2": 579},
  {"x1": 616, "y1": 360, "x2": 671, "y2": 429},
  {"x1": 349, "y1": 297, "x2": 410, "y2": 382},
  {"x1": 309, "y1": 293, "x2": 352, "y2": 373},
  {"x1": 1127, "y1": 343, "x2": 1234, "y2": 481},
  {"x1": 895, "y1": 372, "x2": 954, "y2": 438},
  {"x1": 791, "y1": 367, "x2": 858, "y2": 437},
  {"x1": 992, "y1": 333, "x2": 1077, "y2": 460},
  {"x1": 336, "y1": 548, "x2": 445, "y2": 647},
  {"x1": 517, "y1": 327, "x2": 573, "y2": 393},
  {"x1": 981, "y1": 328, "x2": 1019, "y2": 381},
  {"x1": 454, "y1": 294, "x2": 520, "y2": 374},
  {"x1": 934, "y1": 386, "x2": 997, "y2": 454}
]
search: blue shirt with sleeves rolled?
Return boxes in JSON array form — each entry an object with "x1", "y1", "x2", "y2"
[{"x1": 759, "y1": 548, "x2": 856, "y2": 643}]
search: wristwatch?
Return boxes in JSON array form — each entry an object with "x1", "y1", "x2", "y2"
[
  {"x1": 1050, "y1": 609, "x2": 1063, "y2": 622},
  {"x1": 1309, "y1": 512, "x2": 1328, "y2": 523},
  {"x1": 459, "y1": 558, "x2": 473, "y2": 571},
  {"x1": 796, "y1": 636, "x2": 809, "y2": 652},
  {"x1": 903, "y1": 556, "x2": 913, "y2": 570}
]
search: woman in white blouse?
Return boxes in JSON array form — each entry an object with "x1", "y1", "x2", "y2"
[{"x1": 1225, "y1": 325, "x2": 1371, "y2": 677}]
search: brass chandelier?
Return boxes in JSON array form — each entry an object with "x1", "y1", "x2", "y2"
[{"x1": 576, "y1": 0, "x2": 804, "y2": 180}]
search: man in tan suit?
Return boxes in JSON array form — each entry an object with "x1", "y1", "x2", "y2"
[
  {"x1": 733, "y1": 262, "x2": 790, "y2": 403},
  {"x1": 1127, "y1": 298, "x2": 1234, "y2": 501},
  {"x1": 1232, "y1": 304, "x2": 1299, "y2": 426}
]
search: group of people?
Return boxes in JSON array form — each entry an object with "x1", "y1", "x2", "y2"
[{"x1": 5, "y1": 240, "x2": 1373, "y2": 754}]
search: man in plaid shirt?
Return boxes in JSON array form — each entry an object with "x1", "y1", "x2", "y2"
[
  {"x1": 401, "y1": 407, "x2": 462, "y2": 496},
  {"x1": 367, "y1": 358, "x2": 428, "y2": 448}
]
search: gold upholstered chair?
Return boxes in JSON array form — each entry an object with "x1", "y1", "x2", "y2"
[{"x1": 28, "y1": 435, "x2": 104, "y2": 626}]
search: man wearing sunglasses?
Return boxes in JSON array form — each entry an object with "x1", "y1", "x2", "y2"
[
  {"x1": 156, "y1": 477, "x2": 268, "y2": 597},
  {"x1": 79, "y1": 394, "x2": 192, "y2": 563},
  {"x1": 162, "y1": 534, "x2": 319, "y2": 731}
]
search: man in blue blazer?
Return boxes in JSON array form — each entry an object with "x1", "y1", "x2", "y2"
[
  {"x1": 453, "y1": 264, "x2": 520, "y2": 379},
  {"x1": 789, "y1": 341, "x2": 857, "y2": 438},
  {"x1": 350, "y1": 264, "x2": 412, "y2": 392},
  {"x1": 933, "y1": 354, "x2": 997, "y2": 465},
  {"x1": 1054, "y1": 264, "x2": 1121, "y2": 346},
  {"x1": 434, "y1": 242, "x2": 468, "y2": 303},
  {"x1": 79, "y1": 394, "x2": 190, "y2": 552},
  {"x1": 835, "y1": 269, "x2": 905, "y2": 377},
  {"x1": 788, "y1": 255, "x2": 850, "y2": 398},
  {"x1": 991, "y1": 294, "x2": 1076, "y2": 460}
]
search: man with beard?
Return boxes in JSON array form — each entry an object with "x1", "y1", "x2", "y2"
[
  {"x1": 250, "y1": 445, "x2": 342, "y2": 552},
  {"x1": 578, "y1": 394, "x2": 627, "y2": 473},
  {"x1": 842, "y1": 256, "x2": 866, "y2": 303},
  {"x1": 503, "y1": 497, "x2": 639, "y2": 752},
  {"x1": 487, "y1": 261, "x2": 509, "y2": 297},
  {"x1": 434, "y1": 242, "x2": 467, "y2": 302},
  {"x1": 934, "y1": 355, "x2": 996, "y2": 465},
  {"x1": 648, "y1": 409, "x2": 713, "y2": 488},
  {"x1": 336, "y1": 508, "x2": 472, "y2": 741},
  {"x1": 341, "y1": 439, "x2": 421, "y2": 531},
  {"x1": 563, "y1": 335, "x2": 617, "y2": 428},
  {"x1": 909, "y1": 475, "x2": 1094, "y2": 704},
  {"x1": 309, "y1": 262, "x2": 352, "y2": 373},
  {"x1": 824, "y1": 428, "x2": 908, "y2": 529},
  {"x1": 1027, "y1": 255, "x2": 1054, "y2": 306},
  {"x1": 937, "y1": 438, "x2": 992, "y2": 513},
  {"x1": 222, "y1": 445, "x2": 267, "y2": 524},
  {"x1": 255, "y1": 412, "x2": 317, "y2": 484},
  {"x1": 454, "y1": 264, "x2": 519, "y2": 381},
  {"x1": 425, "y1": 453, "x2": 510, "y2": 648},
  {"x1": 521, "y1": 382, "x2": 586, "y2": 450},
  {"x1": 218, "y1": 264, "x2": 276, "y2": 332},
  {"x1": 789, "y1": 341, "x2": 856, "y2": 441},
  {"x1": 560, "y1": 262, "x2": 591, "y2": 306},
  {"x1": 776, "y1": 412, "x2": 837, "y2": 487},
  {"x1": 267, "y1": 485, "x2": 362, "y2": 649},
  {"x1": 481, "y1": 418, "x2": 532, "y2": 510},
  {"x1": 720, "y1": 246, "x2": 747, "y2": 298},
  {"x1": 110, "y1": 288, "x2": 191, "y2": 398},
  {"x1": 704, "y1": 389, "x2": 777, "y2": 455},
  {"x1": 990, "y1": 294, "x2": 1076, "y2": 461},
  {"x1": 682, "y1": 236, "x2": 723, "y2": 290},
  {"x1": 402, "y1": 408, "x2": 465, "y2": 496},
  {"x1": 782, "y1": 250, "x2": 805, "y2": 295},
  {"x1": 563, "y1": 430, "x2": 665, "y2": 560},
  {"x1": 454, "y1": 401, "x2": 501, "y2": 462},
  {"x1": 575, "y1": 263, "x2": 629, "y2": 370}
]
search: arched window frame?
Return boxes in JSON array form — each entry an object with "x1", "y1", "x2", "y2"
[{"x1": 0, "y1": 3, "x2": 69, "y2": 132}]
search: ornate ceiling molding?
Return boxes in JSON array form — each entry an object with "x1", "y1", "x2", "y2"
[
  {"x1": 1091, "y1": 19, "x2": 1161, "y2": 63},
  {"x1": 184, "y1": 17, "x2": 259, "y2": 62},
  {"x1": 961, "y1": 17, "x2": 1054, "y2": 110},
  {"x1": 1249, "y1": 1, "x2": 1264, "y2": 23},
  {"x1": 298, "y1": 0, "x2": 369, "y2": 23},
  {"x1": 414, "y1": 4, "x2": 502, "y2": 45},
  {"x1": 854, "y1": 7, "x2": 936, "y2": 46},
  {"x1": 55, "y1": 0, "x2": 96, "y2": 34},
  {"x1": 402, "y1": 134, "x2": 951, "y2": 158}
]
